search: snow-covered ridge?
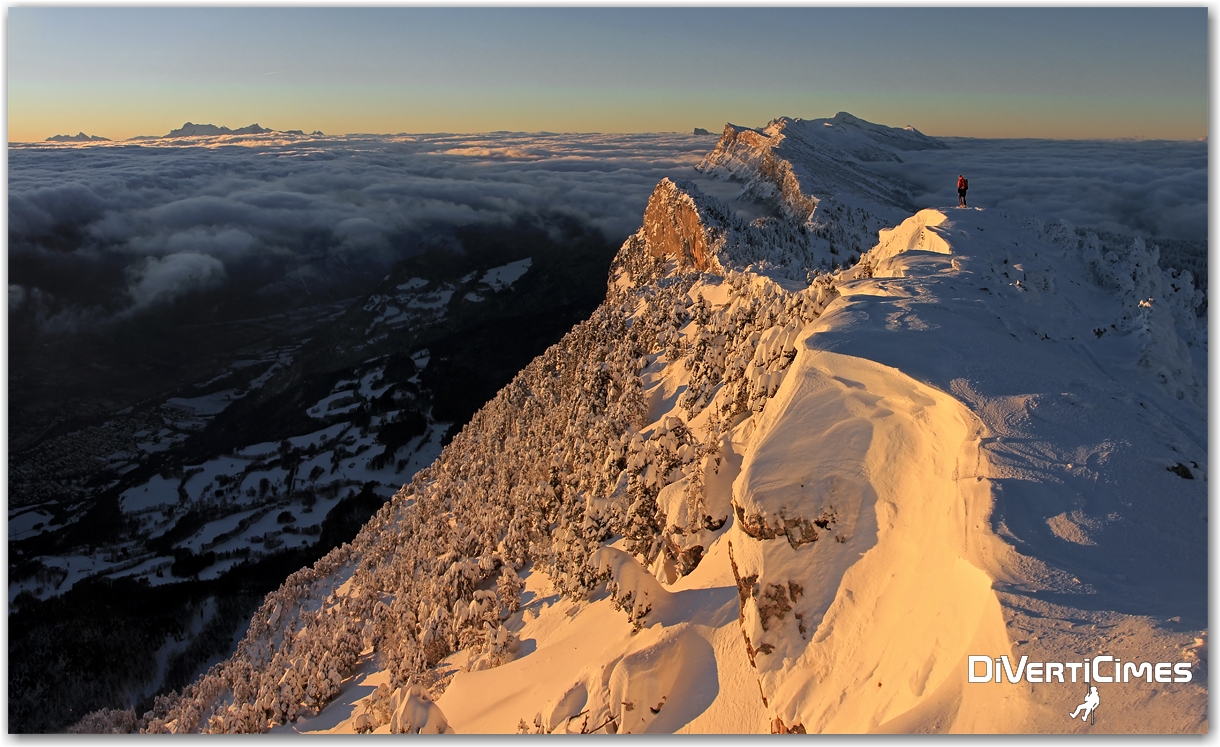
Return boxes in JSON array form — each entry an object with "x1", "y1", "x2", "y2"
[
  {"x1": 700, "y1": 123, "x2": 819, "y2": 222},
  {"x1": 697, "y1": 112, "x2": 942, "y2": 219},
  {"x1": 691, "y1": 112, "x2": 951, "y2": 275},
  {"x1": 87, "y1": 114, "x2": 1205, "y2": 735},
  {"x1": 729, "y1": 206, "x2": 1205, "y2": 732}
]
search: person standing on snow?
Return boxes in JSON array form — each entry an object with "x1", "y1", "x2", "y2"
[{"x1": 957, "y1": 174, "x2": 969, "y2": 207}]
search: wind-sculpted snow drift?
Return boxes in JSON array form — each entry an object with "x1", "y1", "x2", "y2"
[{"x1": 85, "y1": 114, "x2": 1205, "y2": 734}]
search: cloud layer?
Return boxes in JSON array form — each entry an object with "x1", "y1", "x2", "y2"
[
  {"x1": 9, "y1": 130, "x2": 1204, "y2": 334},
  {"x1": 8, "y1": 131, "x2": 715, "y2": 326},
  {"x1": 126, "y1": 251, "x2": 227, "y2": 312},
  {"x1": 868, "y1": 137, "x2": 1206, "y2": 242}
]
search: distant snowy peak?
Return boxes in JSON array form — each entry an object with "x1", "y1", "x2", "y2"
[
  {"x1": 807, "y1": 111, "x2": 945, "y2": 155},
  {"x1": 757, "y1": 112, "x2": 944, "y2": 163},
  {"x1": 164, "y1": 122, "x2": 274, "y2": 138},
  {"x1": 632, "y1": 113, "x2": 954, "y2": 281},
  {"x1": 698, "y1": 112, "x2": 942, "y2": 223},
  {"x1": 45, "y1": 132, "x2": 109, "y2": 142}
]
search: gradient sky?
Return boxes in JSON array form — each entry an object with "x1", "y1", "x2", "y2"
[{"x1": 7, "y1": 7, "x2": 1208, "y2": 142}]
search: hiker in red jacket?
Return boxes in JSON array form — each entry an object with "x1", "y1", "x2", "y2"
[{"x1": 957, "y1": 175, "x2": 969, "y2": 207}]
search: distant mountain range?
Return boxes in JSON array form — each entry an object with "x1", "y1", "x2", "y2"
[
  {"x1": 45, "y1": 132, "x2": 109, "y2": 142},
  {"x1": 129, "y1": 122, "x2": 280, "y2": 140},
  {"x1": 167, "y1": 122, "x2": 273, "y2": 137},
  {"x1": 48, "y1": 123, "x2": 326, "y2": 142}
]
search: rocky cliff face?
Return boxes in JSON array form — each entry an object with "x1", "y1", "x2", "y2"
[
  {"x1": 624, "y1": 176, "x2": 823, "y2": 285},
  {"x1": 641, "y1": 178, "x2": 727, "y2": 273},
  {"x1": 699, "y1": 124, "x2": 819, "y2": 224}
]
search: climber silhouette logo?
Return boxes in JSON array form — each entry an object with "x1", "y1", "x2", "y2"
[{"x1": 1069, "y1": 686, "x2": 1099, "y2": 724}]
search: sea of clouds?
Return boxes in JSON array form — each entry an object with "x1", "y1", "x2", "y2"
[
  {"x1": 8, "y1": 130, "x2": 1206, "y2": 333},
  {"x1": 8, "y1": 131, "x2": 714, "y2": 330},
  {"x1": 870, "y1": 137, "x2": 1207, "y2": 243}
]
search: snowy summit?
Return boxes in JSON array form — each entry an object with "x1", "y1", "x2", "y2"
[{"x1": 83, "y1": 113, "x2": 1205, "y2": 734}]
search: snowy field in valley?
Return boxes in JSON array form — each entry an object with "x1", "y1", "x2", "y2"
[{"x1": 8, "y1": 349, "x2": 451, "y2": 604}]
